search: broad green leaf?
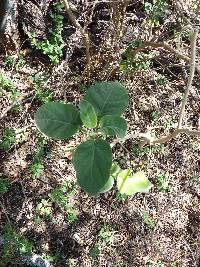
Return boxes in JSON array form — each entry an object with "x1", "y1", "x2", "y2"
[
  {"x1": 79, "y1": 99, "x2": 97, "y2": 129},
  {"x1": 99, "y1": 176, "x2": 114, "y2": 194},
  {"x1": 83, "y1": 82, "x2": 129, "y2": 118},
  {"x1": 35, "y1": 102, "x2": 81, "y2": 140},
  {"x1": 73, "y1": 139, "x2": 112, "y2": 196},
  {"x1": 100, "y1": 115, "x2": 127, "y2": 138},
  {"x1": 117, "y1": 170, "x2": 152, "y2": 195}
]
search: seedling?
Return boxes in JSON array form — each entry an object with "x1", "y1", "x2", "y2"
[
  {"x1": 4, "y1": 55, "x2": 26, "y2": 70},
  {"x1": 143, "y1": 211, "x2": 155, "y2": 229},
  {"x1": 34, "y1": 81, "x2": 152, "y2": 196},
  {"x1": 155, "y1": 173, "x2": 170, "y2": 192},
  {"x1": 89, "y1": 224, "x2": 116, "y2": 259},
  {"x1": 36, "y1": 199, "x2": 52, "y2": 218},
  {"x1": 30, "y1": 73, "x2": 53, "y2": 103},
  {"x1": 0, "y1": 127, "x2": 16, "y2": 150},
  {"x1": 98, "y1": 224, "x2": 116, "y2": 245},
  {"x1": 0, "y1": 73, "x2": 21, "y2": 108},
  {"x1": 1, "y1": 224, "x2": 33, "y2": 264},
  {"x1": 144, "y1": 0, "x2": 168, "y2": 27},
  {"x1": 48, "y1": 182, "x2": 77, "y2": 223},
  {"x1": 151, "y1": 111, "x2": 159, "y2": 122},
  {"x1": 29, "y1": 136, "x2": 47, "y2": 178},
  {"x1": 0, "y1": 177, "x2": 9, "y2": 196},
  {"x1": 155, "y1": 74, "x2": 168, "y2": 86}
]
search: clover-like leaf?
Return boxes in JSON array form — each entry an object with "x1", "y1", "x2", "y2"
[
  {"x1": 79, "y1": 99, "x2": 97, "y2": 129},
  {"x1": 35, "y1": 102, "x2": 81, "y2": 140},
  {"x1": 83, "y1": 82, "x2": 129, "y2": 118},
  {"x1": 73, "y1": 139, "x2": 112, "y2": 196},
  {"x1": 100, "y1": 115, "x2": 127, "y2": 138},
  {"x1": 117, "y1": 170, "x2": 152, "y2": 195}
]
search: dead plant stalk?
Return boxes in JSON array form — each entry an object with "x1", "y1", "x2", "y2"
[
  {"x1": 62, "y1": 0, "x2": 91, "y2": 77},
  {"x1": 142, "y1": 27, "x2": 200, "y2": 145}
]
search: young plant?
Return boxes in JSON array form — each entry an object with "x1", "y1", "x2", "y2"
[
  {"x1": 0, "y1": 127, "x2": 16, "y2": 150},
  {"x1": 30, "y1": 73, "x2": 53, "y2": 103},
  {"x1": 1, "y1": 224, "x2": 33, "y2": 265},
  {"x1": 144, "y1": 0, "x2": 168, "y2": 27},
  {"x1": 0, "y1": 177, "x2": 9, "y2": 196},
  {"x1": 155, "y1": 172, "x2": 170, "y2": 192},
  {"x1": 29, "y1": 136, "x2": 47, "y2": 178},
  {"x1": 48, "y1": 182, "x2": 77, "y2": 223},
  {"x1": 143, "y1": 211, "x2": 155, "y2": 229},
  {"x1": 0, "y1": 73, "x2": 21, "y2": 110},
  {"x1": 34, "y1": 81, "x2": 152, "y2": 196}
]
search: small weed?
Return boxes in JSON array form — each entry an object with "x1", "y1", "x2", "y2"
[
  {"x1": 27, "y1": 2, "x2": 65, "y2": 64},
  {"x1": 143, "y1": 211, "x2": 155, "y2": 229},
  {"x1": 155, "y1": 173, "x2": 170, "y2": 192},
  {"x1": 0, "y1": 128, "x2": 16, "y2": 150},
  {"x1": 98, "y1": 224, "x2": 115, "y2": 245},
  {"x1": 36, "y1": 199, "x2": 52, "y2": 218},
  {"x1": 0, "y1": 73, "x2": 14, "y2": 90},
  {"x1": 163, "y1": 118, "x2": 173, "y2": 131},
  {"x1": 89, "y1": 224, "x2": 116, "y2": 259},
  {"x1": 48, "y1": 182, "x2": 77, "y2": 223},
  {"x1": 4, "y1": 55, "x2": 26, "y2": 70},
  {"x1": 29, "y1": 136, "x2": 47, "y2": 178},
  {"x1": 1, "y1": 224, "x2": 33, "y2": 264},
  {"x1": 0, "y1": 73, "x2": 21, "y2": 108},
  {"x1": 0, "y1": 177, "x2": 9, "y2": 196},
  {"x1": 33, "y1": 215, "x2": 42, "y2": 225},
  {"x1": 144, "y1": 0, "x2": 168, "y2": 27},
  {"x1": 120, "y1": 39, "x2": 159, "y2": 72},
  {"x1": 191, "y1": 171, "x2": 200, "y2": 188},
  {"x1": 151, "y1": 111, "x2": 159, "y2": 122},
  {"x1": 132, "y1": 144, "x2": 165, "y2": 157},
  {"x1": 133, "y1": 145, "x2": 150, "y2": 157},
  {"x1": 155, "y1": 74, "x2": 168, "y2": 86},
  {"x1": 30, "y1": 73, "x2": 53, "y2": 103},
  {"x1": 89, "y1": 245, "x2": 100, "y2": 259}
]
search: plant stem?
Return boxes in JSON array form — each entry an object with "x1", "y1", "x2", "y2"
[
  {"x1": 130, "y1": 40, "x2": 200, "y2": 75},
  {"x1": 178, "y1": 27, "x2": 199, "y2": 128},
  {"x1": 62, "y1": 0, "x2": 91, "y2": 78}
]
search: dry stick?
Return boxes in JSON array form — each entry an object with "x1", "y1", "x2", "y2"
[
  {"x1": 130, "y1": 41, "x2": 200, "y2": 75},
  {"x1": 178, "y1": 27, "x2": 199, "y2": 128},
  {"x1": 0, "y1": 94, "x2": 33, "y2": 120},
  {"x1": 140, "y1": 28, "x2": 200, "y2": 146},
  {"x1": 62, "y1": 0, "x2": 91, "y2": 77}
]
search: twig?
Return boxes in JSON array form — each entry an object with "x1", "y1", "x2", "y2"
[
  {"x1": 62, "y1": 0, "x2": 91, "y2": 78},
  {"x1": 139, "y1": 27, "x2": 200, "y2": 146},
  {"x1": 130, "y1": 41, "x2": 200, "y2": 75},
  {"x1": 140, "y1": 128, "x2": 200, "y2": 146},
  {"x1": 0, "y1": 199, "x2": 11, "y2": 224},
  {"x1": 111, "y1": 133, "x2": 150, "y2": 148},
  {"x1": 178, "y1": 27, "x2": 199, "y2": 128},
  {"x1": 0, "y1": 94, "x2": 33, "y2": 120}
]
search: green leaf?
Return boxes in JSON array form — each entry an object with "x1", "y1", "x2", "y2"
[
  {"x1": 117, "y1": 170, "x2": 152, "y2": 195},
  {"x1": 73, "y1": 139, "x2": 112, "y2": 196},
  {"x1": 99, "y1": 176, "x2": 114, "y2": 193},
  {"x1": 83, "y1": 82, "x2": 129, "y2": 118},
  {"x1": 100, "y1": 115, "x2": 127, "y2": 138},
  {"x1": 79, "y1": 99, "x2": 97, "y2": 129},
  {"x1": 35, "y1": 102, "x2": 81, "y2": 140}
]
